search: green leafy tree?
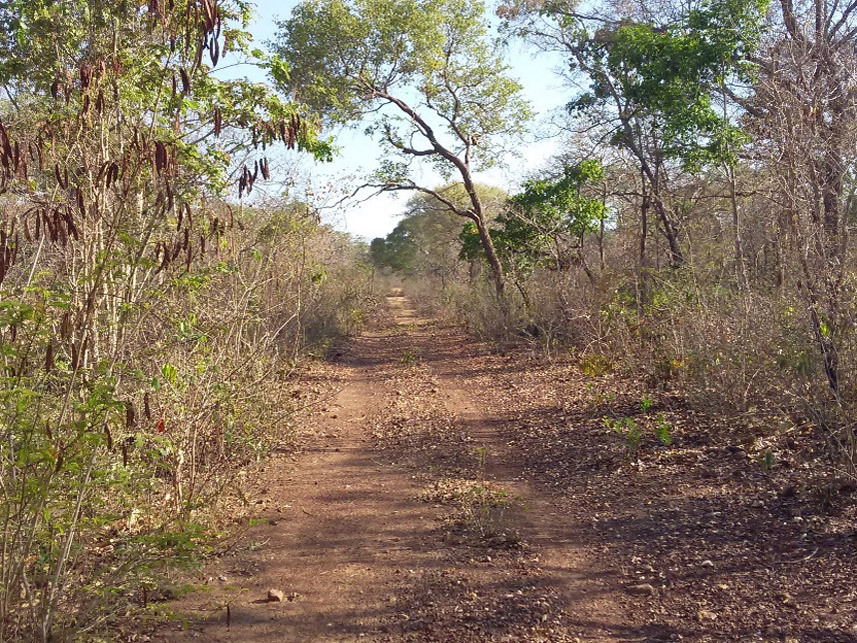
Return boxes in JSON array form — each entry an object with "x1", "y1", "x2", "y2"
[
  {"x1": 460, "y1": 160, "x2": 605, "y2": 296},
  {"x1": 373, "y1": 183, "x2": 506, "y2": 286},
  {"x1": 501, "y1": 0, "x2": 768, "y2": 267},
  {"x1": 274, "y1": 0, "x2": 532, "y2": 296}
]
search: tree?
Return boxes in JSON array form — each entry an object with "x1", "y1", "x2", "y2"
[
  {"x1": 743, "y1": 0, "x2": 857, "y2": 396},
  {"x1": 274, "y1": 0, "x2": 532, "y2": 296},
  {"x1": 0, "y1": 1, "x2": 330, "y2": 638},
  {"x1": 372, "y1": 183, "x2": 506, "y2": 285},
  {"x1": 460, "y1": 160, "x2": 605, "y2": 308},
  {"x1": 500, "y1": 0, "x2": 768, "y2": 269}
]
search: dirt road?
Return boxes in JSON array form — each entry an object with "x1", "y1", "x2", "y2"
[{"x1": 155, "y1": 292, "x2": 857, "y2": 642}]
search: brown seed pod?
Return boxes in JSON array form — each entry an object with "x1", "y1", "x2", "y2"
[
  {"x1": 45, "y1": 343, "x2": 54, "y2": 372},
  {"x1": 179, "y1": 67, "x2": 191, "y2": 94},
  {"x1": 77, "y1": 190, "x2": 86, "y2": 220},
  {"x1": 144, "y1": 391, "x2": 152, "y2": 420},
  {"x1": 155, "y1": 141, "x2": 167, "y2": 174},
  {"x1": 60, "y1": 311, "x2": 71, "y2": 341}
]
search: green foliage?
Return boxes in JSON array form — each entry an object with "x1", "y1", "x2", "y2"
[
  {"x1": 374, "y1": 184, "x2": 506, "y2": 277},
  {"x1": 654, "y1": 413, "x2": 673, "y2": 446},
  {"x1": 277, "y1": 0, "x2": 530, "y2": 169},
  {"x1": 580, "y1": 354, "x2": 614, "y2": 377},
  {"x1": 604, "y1": 416, "x2": 643, "y2": 459},
  {"x1": 459, "y1": 161, "x2": 605, "y2": 273},
  {"x1": 567, "y1": 0, "x2": 768, "y2": 169}
]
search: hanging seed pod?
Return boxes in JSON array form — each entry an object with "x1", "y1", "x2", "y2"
[
  {"x1": 210, "y1": 35, "x2": 220, "y2": 66},
  {"x1": 179, "y1": 67, "x2": 191, "y2": 94},
  {"x1": 9, "y1": 324, "x2": 16, "y2": 342},
  {"x1": 45, "y1": 343, "x2": 54, "y2": 372},
  {"x1": 33, "y1": 139, "x2": 43, "y2": 170},
  {"x1": 154, "y1": 141, "x2": 167, "y2": 174},
  {"x1": 57, "y1": 218, "x2": 68, "y2": 246},
  {"x1": 144, "y1": 391, "x2": 152, "y2": 420},
  {"x1": 76, "y1": 190, "x2": 86, "y2": 220},
  {"x1": 166, "y1": 180, "x2": 174, "y2": 212},
  {"x1": 60, "y1": 311, "x2": 71, "y2": 341},
  {"x1": 45, "y1": 211, "x2": 57, "y2": 243},
  {"x1": 126, "y1": 402, "x2": 136, "y2": 428},
  {"x1": 105, "y1": 424, "x2": 113, "y2": 451}
]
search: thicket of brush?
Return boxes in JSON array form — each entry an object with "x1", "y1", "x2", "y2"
[{"x1": 0, "y1": 2, "x2": 376, "y2": 639}]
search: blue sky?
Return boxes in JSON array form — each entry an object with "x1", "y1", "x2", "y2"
[{"x1": 232, "y1": 0, "x2": 568, "y2": 240}]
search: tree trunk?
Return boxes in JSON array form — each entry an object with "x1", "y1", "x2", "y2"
[{"x1": 473, "y1": 215, "x2": 505, "y2": 297}]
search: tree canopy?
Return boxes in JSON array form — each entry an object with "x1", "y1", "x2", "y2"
[{"x1": 274, "y1": 0, "x2": 532, "y2": 295}]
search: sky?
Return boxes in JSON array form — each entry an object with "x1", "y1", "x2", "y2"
[{"x1": 230, "y1": 0, "x2": 569, "y2": 241}]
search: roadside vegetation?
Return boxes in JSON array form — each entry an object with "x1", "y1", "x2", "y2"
[{"x1": 365, "y1": 0, "x2": 857, "y2": 483}]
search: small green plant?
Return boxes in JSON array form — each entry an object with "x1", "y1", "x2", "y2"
[
  {"x1": 605, "y1": 416, "x2": 643, "y2": 459},
  {"x1": 474, "y1": 446, "x2": 488, "y2": 470},
  {"x1": 460, "y1": 484, "x2": 518, "y2": 540},
  {"x1": 640, "y1": 395, "x2": 654, "y2": 412},
  {"x1": 654, "y1": 413, "x2": 673, "y2": 446},
  {"x1": 589, "y1": 386, "x2": 617, "y2": 407},
  {"x1": 400, "y1": 347, "x2": 422, "y2": 365},
  {"x1": 420, "y1": 478, "x2": 521, "y2": 543},
  {"x1": 580, "y1": 353, "x2": 614, "y2": 377}
]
